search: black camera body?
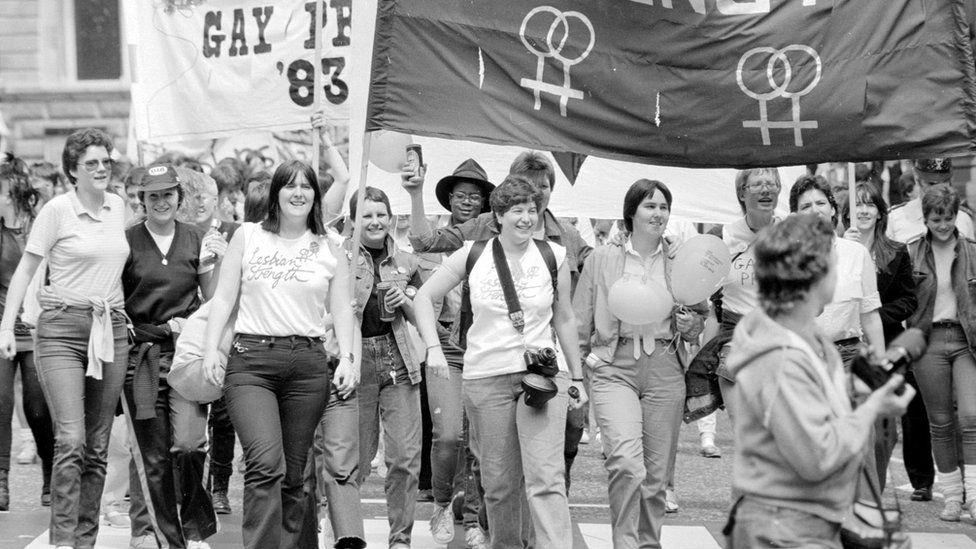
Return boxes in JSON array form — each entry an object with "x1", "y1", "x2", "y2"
[
  {"x1": 522, "y1": 347, "x2": 559, "y2": 408},
  {"x1": 851, "y1": 328, "x2": 926, "y2": 393}
]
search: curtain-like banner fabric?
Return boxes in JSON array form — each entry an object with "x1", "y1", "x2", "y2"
[
  {"x1": 366, "y1": 0, "x2": 976, "y2": 168},
  {"x1": 129, "y1": 0, "x2": 352, "y2": 143}
]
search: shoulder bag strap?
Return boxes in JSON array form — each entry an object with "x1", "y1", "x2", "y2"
[
  {"x1": 533, "y1": 239, "x2": 558, "y2": 299},
  {"x1": 491, "y1": 238, "x2": 525, "y2": 335}
]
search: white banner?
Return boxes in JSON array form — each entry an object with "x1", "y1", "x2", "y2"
[{"x1": 128, "y1": 0, "x2": 352, "y2": 143}]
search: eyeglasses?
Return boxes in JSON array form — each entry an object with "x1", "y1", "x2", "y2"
[
  {"x1": 451, "y1": 192, "x2": 483, "y2": 203},
  {"x1": 80, "y1": 158, "x2": 114, "y2": 173},
  {"x1": 746, "y1": 181, "x2": 780, "y2": 192}
]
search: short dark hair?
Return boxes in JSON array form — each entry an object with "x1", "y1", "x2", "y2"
[
  {"x1": 755, "y1": 214, "x2": 835, "y2": 317},
  {"x1": 262, "y1": 160, "x2": 324, "y2": 235},
  {"x1": 244, "y1": 179, "x2": 270, "y2": 223},
  {"x1": 622, "y1": 179, "x2": 672, "y2": 233},
  {"x1": 734, "y1": 168, "x2": 781, "y2": 213},
  {"x1": 490, "y1": 174, "x2": 544, "y2": 216},
  {"x1": 62, "y1": 128, "x2": 114, "y2": 185},
  {"x1": 921, "y1": 185, "x2": 960, "y2": 219},
  {"x1": 349, "y1": 186, "x2": 392, "y2": 220},
  {"x1": 509, "y1": 151, "x2": 555, "y2": 190},
  {"x1": 789, "y1": 174, "x2": 838, "y2": 226}
]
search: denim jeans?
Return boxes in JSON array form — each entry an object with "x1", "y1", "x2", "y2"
[
  {"x1": 123, "y1": 352, "x2": 215, "y2": 547},
  {"x1": 34, "y1": 307, "x2": 129, "y2": 548},
  {"x1": 0, "y1": 349, "x2": 54, "y2": 479},
  {"x1": 300, "y1": 376, "x2": 365, "y2": 548},
  {"x1": 727, "y1": 497, "x2": 842, "y2": 549},
  {"x1": 426, "y1": 331, "x2": 466, "y2": 506},
  {"x1": 465, "y1": 371, "x2": 572, "y2": 549},
  {"x1": 913, "y1": 324, "x2": 976, "y2": 472},
  {"x1": 591, "y1": 339, "x2": 685, "y2": 549},
  {"x1": 223, "y1": 334, "x2": 331, "y2": 549},
  {"x1": 208, "y1": 396, "x2": 236, "y2": 489},
  {"x1": 358, "y1": 332, "x2": 422, "y2": 547}
]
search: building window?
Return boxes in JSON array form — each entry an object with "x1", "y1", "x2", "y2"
[{"x1": 74, "y1": 0, "x2": 122, "y2": 80}]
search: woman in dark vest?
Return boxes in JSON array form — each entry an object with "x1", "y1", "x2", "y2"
[{"x1": 121, "y1": 163, "x2": 218, "y2": 549}]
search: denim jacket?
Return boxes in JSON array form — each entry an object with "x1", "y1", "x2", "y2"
[
  {"x1": 572, "y1": 238, "x2": 708, "y2": 369},
  {"x1": 346, "y1": 236, "x2": 428, "y2": 384},
  {"x1": 907, "y1": 232, "x2": 976, "y2": 349}
]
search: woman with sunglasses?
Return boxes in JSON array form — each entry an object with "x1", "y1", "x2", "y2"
[{"x1": 0, "y1": 128, "x2": 131, "y2": 549}]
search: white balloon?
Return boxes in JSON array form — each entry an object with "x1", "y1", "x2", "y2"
[
  {"x1": 607, "y1": 277, "x2": 672, "y2": 325},
  {"x1": 369, "y1": 131, "x2": 414, "y2": 173},
  {"x1": 671, "y1": 235, "x2": 732, "y2": 305}
]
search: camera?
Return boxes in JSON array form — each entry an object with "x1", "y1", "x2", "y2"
[
  {"x1": 851, "y1": 328, "x2": 926, "y2": 393},
  {"x1": 522, "y1": 347, "x2": 559, "y2": 408}
]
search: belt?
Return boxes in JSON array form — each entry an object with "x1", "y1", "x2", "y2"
[
  {"x1": 932, "y1": 320, "x2": 961, "y2": 329},
  {"x1": 235, "y1": 333, "x2": 322, "y2": 347},
  {"x1": 834, "y1": 337, "x2": 860, "y2": 348}
]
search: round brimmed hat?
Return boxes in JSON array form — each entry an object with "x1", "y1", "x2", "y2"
[
  {"x1": 140, "y1": 163, "x2": 181, "y2": 192},
  {"x1": 435, "y1": 159, "x2": 495, "y2": 214}
]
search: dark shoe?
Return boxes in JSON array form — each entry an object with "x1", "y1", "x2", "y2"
[
  {"x1": 212, "y1": 491, "x2": 231, "y2": 515},
  {"x1": 0, "y1": 469, "x2": 9, "y2": 511},
  {"x1": 416, "y1": 488, "x2": 434, "y2": 503},
  {"x1": 41, "y1": 484, "x2": 51, "y2": 507},
  {"x1": 911, "y1": 487, "x2": 933, "y2": 501}
]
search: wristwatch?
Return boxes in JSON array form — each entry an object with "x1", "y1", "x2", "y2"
[{"x1": 339, "y1": 352, "x2": 355, "y2": 363}]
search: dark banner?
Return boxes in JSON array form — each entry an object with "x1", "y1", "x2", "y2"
[{"x1": 366, "y1": 0, "x2": 976, "y2": 168}]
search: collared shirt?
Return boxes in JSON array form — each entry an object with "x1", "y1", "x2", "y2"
[
  {"x1": 887, "y1": 197, "x2": 974, "y2": 243},
  {"x1": 26, "y1": 191, "x2": 129, "y2": 307},
  {"x1": 618, "y1": 239, "x2": 673, "y2": 349},
  {"x1": 816, "y1": 237, "x2": 882, "y2": 342}
]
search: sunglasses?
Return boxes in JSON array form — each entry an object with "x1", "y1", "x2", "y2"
[{"x1": 80, "y1": 158, "x2": 115, "y2": 173}]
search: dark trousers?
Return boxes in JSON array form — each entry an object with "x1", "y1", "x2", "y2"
[
  {"x1": 208, "y1": 396, "x2": 236, "y2": 488},
  {"x1": 224, "y1": 335, "x2": 331, "y2": 549},
  {"x1": 123, "y1": 355, "x2": 216, "y2": 547},
  {"x1": 0, "y1": 350, "x2": 54, "y2": 477},
  {"x1": 902, "y1": 370, "x2": 935, "y2": 489}
]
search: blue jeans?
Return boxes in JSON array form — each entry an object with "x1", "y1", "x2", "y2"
[
  {"x1": 34, "y1": 307, "x2": 129, "y2": 549},
  {"x1": 223, "y1": 334, "x2": 331, "y2": 549},
  {"x1": 728, "y1": 497, "x2": 842, "y2": 549},
  {"x1": 358, "y1": 332, "x2": 422, "y2": 547},
  {"x1": 465, "y1": 371, "x2": 572, "y2": 549},
  {"x1": 913, "y1": 323, "x2": 976, "y2": 471},
  {"x1": 591, "y1": 339, "x2": 684, "y2": 549}
]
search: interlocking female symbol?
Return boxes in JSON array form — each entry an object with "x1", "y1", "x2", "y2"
[
  {"x1": 736, "y1": 45, "x2": 822, "y2": 147},
  {"x1": 519, "y1": 6, "x2": 595, "y2": 117}
]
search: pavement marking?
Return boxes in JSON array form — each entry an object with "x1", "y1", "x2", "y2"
[
  {"x1": 909, "y1": 533, "x2": 976, "y2": 548},
  {"x1": 578, "y1": 523, "x2": 721, "y2": 548}
]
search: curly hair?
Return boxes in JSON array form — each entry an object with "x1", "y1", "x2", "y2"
[
  {"x1": 61, "y1": 128, "x2": 114, "y2": 185},
  {"x1": 754, "y1": 214, "x2": 835, "y2": 317},
  {"x1": 1, "y1": 152, "x2": 38, "y2": 220},
  {"x1": 489, "y1": 174, "x2": 544, "y2": 217}
]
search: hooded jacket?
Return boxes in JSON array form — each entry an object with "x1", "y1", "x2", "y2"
[{"x1": 728, "y1": 309, "x2": 873, "y2": 523}]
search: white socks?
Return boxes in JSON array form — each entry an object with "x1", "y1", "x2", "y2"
[{"x1": 942, "y1": 468, "x2": 964, "y2": 503}]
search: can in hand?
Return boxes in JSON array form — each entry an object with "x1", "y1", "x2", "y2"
[
  {"x1": 376, "y1": 281, "x2": 397, "y2": 322},
  {"x1": 406, "y1": 144, "x2": 423, "y2": 177}
]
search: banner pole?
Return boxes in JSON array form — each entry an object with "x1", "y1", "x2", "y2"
[
  {"x1": 848, "y1": 162, "x2": 857, "y2": 231},
  {"x1": 311, "y1": 0, "x2": 324, "y2": 175},
  {"x1": 349, "y1": 131, "x2": 372, "y2": 287}
]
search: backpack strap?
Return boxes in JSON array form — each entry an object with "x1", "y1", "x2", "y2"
[
  {"x1": 533, "y1": 239, "x2": 558, "y2": 300},
  {"x1": 456, "y1": 240, "x2": 489, "y2": 349}
]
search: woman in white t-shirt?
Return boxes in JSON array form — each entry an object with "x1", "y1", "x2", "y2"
[
  {"x1": 201, "y1": 160, "x2": 356, "y2": 549},
  {"x1": 415, "y1": 175, "x2": 587, "y2": 548}
]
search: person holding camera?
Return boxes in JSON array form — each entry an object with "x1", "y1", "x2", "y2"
[
  {"x1": 572, "y1": 179, "x2": 706, "y2": 549},
  {"x1": 906, "y1": 185, "x2": 976, "y2": 522},
  {"x1": 724, "y1": 214, "x2": 913, "y2": 549},
  {"x1": 414, "y1": 175, "x2": 587, "y2": 548}
]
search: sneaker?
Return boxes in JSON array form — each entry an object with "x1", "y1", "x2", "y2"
[
  {"x1": 319, "y1": 517, "x2": 335, "y2": 549},
  {"x1": 212, "y1": 490, "x2": 231, "y2": 515},
  {"x1": 416, "y1": 488, "x2": 434, "y2": 503},
  {"x1": 700, "y1": 442, "x2": 722, "y2": 458},
  {"x1": 910, "y1": 486, "x2": 933, "y2": 501},
  {"x1": 187, "y1": 541, "x2": 211, "y2": 549},
  {"x1": 129, "y1": 534, "x2": 159, "y2": 548},
  {"x1": 580, "y1": 430, "x2": 590, "y2": 444},
  {"x1": 941, "y1": 500, "x2": 963, "y2": 522},
  {"x1": 430, "y1": 503, "x2": 455, "y2": 544},
  {"x1": 390, "y1": 543, "x2": 410, "y2": 549},
  {"x1": 104, "y1": 509, "x2": 131, "y2": 529},
  {"x1": 967, "y1": 500, "x2": 976, "y2": 522},
  {"x1": 665, "y1": 488, "x2": 679, "y2": 514},
  {"x1": 465, "y1": 526, "x2": 490, "y2": 549}
]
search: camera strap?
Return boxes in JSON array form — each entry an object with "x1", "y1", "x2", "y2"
[{"x1": 491, "y1": 238, "x2": 526, "y2": 337}]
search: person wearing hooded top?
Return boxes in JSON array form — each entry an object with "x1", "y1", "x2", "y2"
[
  {"x1": 724, "y1": 213, "x2": 913, "y2": 549},
  {"x1": 402, "y1": 158, "x2": 494, "y2": 547}
]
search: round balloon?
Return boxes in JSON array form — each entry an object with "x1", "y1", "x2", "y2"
[
  {"x1": 607, "y1": 277, "x2": 672, "y2": 325},
  {"x1": 369, "y1": 131, "x2": 414, "y2": 173},
  {"x1": 670, "y1": 235, "x2": 732, "y2": 305}
]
